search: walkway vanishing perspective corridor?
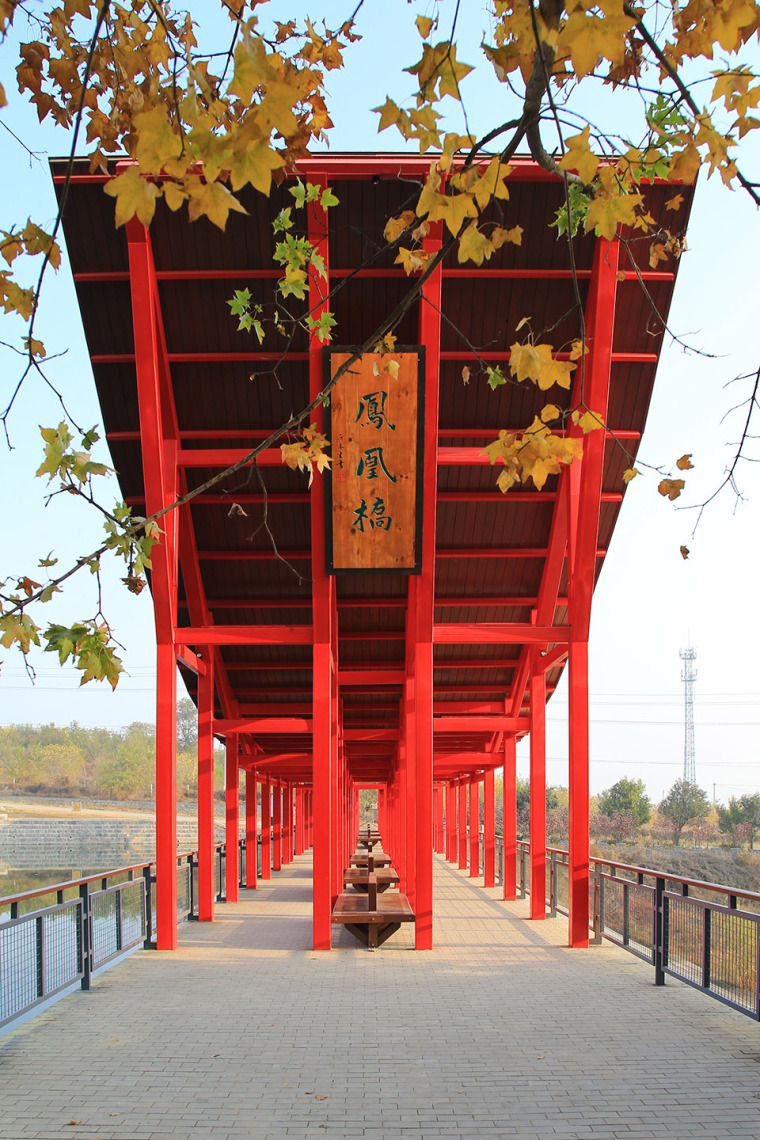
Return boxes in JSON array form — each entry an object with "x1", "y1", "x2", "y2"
[{"x1": 2, "y1": 854, "x2": 760, "y2": 1140}]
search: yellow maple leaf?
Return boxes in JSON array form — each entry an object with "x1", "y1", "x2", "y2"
[
  {"x1": 491, "y1": 225, "x2": 522, "y2": 248},
  {"x1": 585, "y1": 189, "x2": 641, "y2": 240},
  {"x1": 648, "y1": 242, "x2": 669, "y2": 268},
  {"x1": 373, "y1": 96, "x2": 404, "y2": 132},
  {"x1": 658, "y1": 478, "x2": 685, "y2": 501},
  {"x1": 680, "y1": 545, "x2": 690, "y2": 560},
  {"x1": 622, "y1": 467, "x2": 639, "y2": 483},
  {"x1": 230, "y1": 138, "x2": 283, "y2": 194},
  {"x1": 509, "y1": 342, "x2": 575, "y2": 390},
  {"x1": 558, "y1": 126, "x2": 599, "y2": 184},
  {"x1": 470, "y1": 157, "x2": 511, "y2": 210},
  {"x1": 572, "y1": 408, "x2": 605, "y2": 433},
  {"x1": 384, "y1": 211, "x2": 415, "y2": 243},
  {"x1": 229, "y1": 32, "x2": 277, "y2": 104},
  {"x1": 457, "y1": 222, "x2": 494, "y2": 265},
  {"x1": 257, "y1": 80, "x2": 300, "y2": 138},
  {"x1": 104, "y1": 165, "x2": 160, "y2": 228},
  {"x1": 540, "y1": 404, "x2": 562, "y2": 423},
  {"x1": 440, "y1": 191, "x2": 478, "y2": 237},
  {"x1": 132, "y1": 107, "x2": 182, "y2": 176},
  {"x1": 415, "y1": 15, "x2": 434, "y2": 38},
  {"x1": 666, "y1": 193, "x2": 684, "y2": 211},
  {"x1": 186, "y1": 180, "x2": 248, "y2": 230},
  {"x1": 668, "y1": 143, "x2": 701, "y2": 185},
  {"x1": 163, "y1": 182, "x2": 188, "y2": 212},
  {"x1": 676, "y1": 453, "x2": 694, "y2": 470},
  {"x1": 395, "y1": 246, "x2": 430, "y2": 275}
]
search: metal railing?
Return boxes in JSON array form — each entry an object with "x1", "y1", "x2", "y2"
[
  {"x1": 487, "y1": 834, "x2": 760, "y2": 1021},
  {"x1": 0, "y1": 840, "x2": 235, "y2": 1029}
]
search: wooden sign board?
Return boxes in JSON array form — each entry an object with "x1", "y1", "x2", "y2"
[{"x1": 325, "y1": 347, "x2": 425, "y2": 574}]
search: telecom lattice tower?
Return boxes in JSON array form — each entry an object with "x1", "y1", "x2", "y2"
[{"x1": 680, "y1": 646, "x2": 697, "y2": 784}]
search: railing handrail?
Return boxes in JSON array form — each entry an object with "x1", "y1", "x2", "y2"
[
  {"x1": 0, "y1": 842, "x2": 227, "y2": 909},
  {"x1": 496, "y1": 833, "x2": 760, "y2": 906}
]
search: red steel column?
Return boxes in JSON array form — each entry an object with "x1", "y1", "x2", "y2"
[
  {"x1": 569, "y1": 640, "x2": 590, "y2": 945},
  {"x1": 309, "y1": 170, "x2": 335, "y2": 949},
  {"x1": 197, "y1": 651, "x2": 216, "y2": 922},
  {"x1": 529, "y1": 657, "x2": 547, "y2": 920},
  {"x1": 155, "y1": 643, "x2": 177, "y2": 947},
  {"x1": 273, "y1": 781, "x2": 282, "y2": 872},
  {"x1": 469, "y1": 780, "x2": 479, "y2": 878},
  {"x1": 398, "y1": 687, "x2": 409, "y2": 891},
  {"x1": 245, "y1": 768, "x2": 257, "y2": 889},
  {"x1": 484, "y1": 767, "x2": 495, "y2": 888},
  {"x1": 127, "y1": 222, "x2": 178, "y2": 951},
  {"x1": 403, "y1": 643, "x2": 416, "y2": 909},
  {"x1": 503, "y1": 736, "x2": 517, "y2": 901},
  {"x1": 225, "y1": 733, "x2": 239, "y2": 903},
  {"x1": 566, "y1": 239, "x2": 618, "y2": 947},
  {"x1": 434, "y1": 786, "x2": 444, "y2": 853},
  {"x1": 446, "y1": 782, "x2": 456, "y2": 862},
  {"x1": 458, "y1": 782, "x2": 467, "y2": 870},
  {"x1": 261, "y1": 778, "x2": 271, "y2": 880},
  {"x1": 284, "y1": 782, "x2": 292, "y2": 864},
  {"x1": 414, "y1": 224, "x2": 442, "y2": 951},
  {"x1": 294, "y1": 787, "x2": 304, "y2": 856}
]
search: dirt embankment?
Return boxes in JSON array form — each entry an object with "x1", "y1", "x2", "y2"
[{"x1": 593, "y1": 842, "x2": 760, "y2": 895}]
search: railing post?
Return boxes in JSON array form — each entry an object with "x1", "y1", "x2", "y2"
[
  {"x1": 654, "y1": 876, "x2": 665, "y2": 986},
  {"x1": 79, "y1": 882, "x2": 92, "y2": 991},
  {"x1": 189, "y1": 853, "x2": 197, "y2": 920},
  {"x1": 36, "y1": 914, "x2": 45, "y2": 999},
  {"x1": 116, "y1": 886, "x2": 123, "y2": 953},
  {"x1": 239, "y1": 837, "x2": 246, "y2": 888},
  {"x1": 591, "y1": 864, "x2": 603, "y2": 944},
  {"x1": 143, "y1": 867, "x2": 153, "y2": 949},
  {"x1": 549, "y1": 851, "x2": 557, "y2": 917},
  {"x1": 702, "y1": 906, "x2": 711, "y2": 992},
  {"x1": 623, "y1": 882, "x2": 630, "y2": 948}
]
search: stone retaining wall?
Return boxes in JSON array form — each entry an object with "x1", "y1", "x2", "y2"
[{"x1": 0, "y1": 819, "x2": 226, "y2": 869}]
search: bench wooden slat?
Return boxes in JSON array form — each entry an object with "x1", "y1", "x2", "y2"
[
  {"x1": 331, "y1": 891, "x2": 415, "y2": 925},
  {"x1": 349, "y1": 853, "x2": 391, "y2": 867}
]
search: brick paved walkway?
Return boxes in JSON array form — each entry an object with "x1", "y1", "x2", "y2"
[{"x1": 2, "y1": 854, "x2": 760, "y2": 1140}]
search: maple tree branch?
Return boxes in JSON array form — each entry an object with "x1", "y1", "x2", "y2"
[
  {"x1": 1, "y1": 0, "x2": 111, "y2": 439},
  {"x1": 617, "y1": 234, "x2": 717, "y2": 359},
  {"x1": 677, "y1": 365, "x2": 760, "y2": 534},
  {"x1": 625, "y1": 3, "x2": 760, "y2": 208}
]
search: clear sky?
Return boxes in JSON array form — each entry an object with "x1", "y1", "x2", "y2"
[{"x1": 0, "y1": 1, "x2": 758, "y2": 804}]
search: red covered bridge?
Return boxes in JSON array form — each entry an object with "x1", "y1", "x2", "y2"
[{"x1": 52, "y1": 153, "x2": 691, "y2": 953}]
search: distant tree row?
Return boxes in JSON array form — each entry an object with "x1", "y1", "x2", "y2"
[
  {"x1": 494, "y1": 774, "x2": 760, "y2": 851},
  {"x1": 0, "y1": 702, "x2": 223, "y2": 801}
]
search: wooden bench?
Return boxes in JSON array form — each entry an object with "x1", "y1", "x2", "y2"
[
  {"x1": 356, "y1": 830, "x2": 382, "y2": 850},
  {"x1": 332, "y1": 872, "x2": 414, "y2": 950},
  {"x1": 343, "y1": 866, "x2": 400, "y2": 893},
  {"x1": 349, "y1": 852, "x2": 392, "y2": 867}
]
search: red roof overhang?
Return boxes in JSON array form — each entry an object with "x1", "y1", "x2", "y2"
[{"x1": 52, "y1": 153, "x2": 692, "y2": 787}]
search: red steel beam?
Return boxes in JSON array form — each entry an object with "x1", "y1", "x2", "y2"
[
  {"x1": 195, "y1": 547, "x2": 605, "y2": 560},
  {"x1": 76, "y1": 266, "x2": 674, "y2": 284},
  {"x1": 58, "y1": 151, "x2": 689, "y2": 182},
  {"x1": 171, "y1": 444, "x2": 636, "y2": 469},
  {"x1": 182, "y1": 594, "x2": 566, "y2": 610},
  {"x1": 174, "y1": 625, "x2": 313, "y2": 645},
  {"x1": 92, "y1": 348, "x2": 657, "y2": 366},
  {"x1": 434, "y1": 623, "x2": 570, "y2": 645}
]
